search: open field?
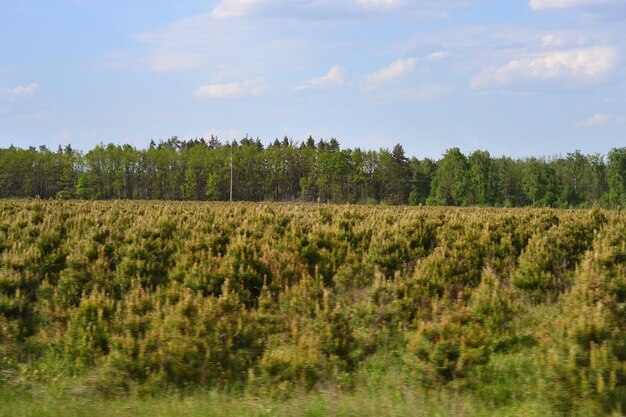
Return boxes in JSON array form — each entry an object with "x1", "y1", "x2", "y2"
[{"x1": 1, "y1": 200, "x2": 625, "y2": 415}]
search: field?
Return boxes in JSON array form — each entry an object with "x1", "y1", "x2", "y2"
[{"x1": 1, "y1": 200, "x2": 625, "y2": 416}]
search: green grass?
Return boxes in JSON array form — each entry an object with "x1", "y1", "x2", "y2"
[{"x1": 0, "y1": 385, "x2": 609, "y2": 417}]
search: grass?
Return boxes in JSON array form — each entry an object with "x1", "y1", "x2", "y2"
[{"x1": 0, "y1": 385, "x2": 608, "y2": 417}]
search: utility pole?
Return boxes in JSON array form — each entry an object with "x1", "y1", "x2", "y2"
[{"x1": 229, "y1": 144, "x2": 233, "y2": 202}]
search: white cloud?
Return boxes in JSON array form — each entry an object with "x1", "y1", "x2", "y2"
[
  {"x1": 12, "y1": 84, "x2": 39, "y2": 95},
  {"x1": 529, "y1": 0, "x2": 618, "y2": 10},
  {"x1": 470, "y1": 46, "x2": 617, "y2": 91},
  {"x1": 426, "y1": 51, "x2": 451, "y2": 61},
  {"x1": 299, "y1": 66, "x2": 346, "y2": 90},
  {"x1": 362, "y1": 57, "x2": 417, "y2": 90},
  {"x1": 125, "y1": 12, "x2": 303, "y2": 78},
  {"x1": 541, "y1": 34, "x2": 566, "y2": 47},
  {"x1": 575, "y1": 113, "x2": 612, "y2": 127},
  {"x1": 106, "y1": 1, "x2": 469, "y2": 81},
  {"x1": 0, "y1": 82, "x2": 40, "y2": 97},
  {"x1": 575, "y1": 113, "x2": 626, "y2": 128},
  {"x1": 193, "y1": 77, "x2": 267, "y2": 98}
]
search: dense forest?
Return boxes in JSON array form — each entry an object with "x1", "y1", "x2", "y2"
[{"x1": 1, "y1": 136, "x2": 625, "y2": 207}]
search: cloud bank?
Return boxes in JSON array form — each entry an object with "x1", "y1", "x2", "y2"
[
  {"x1": 362, "y1": 58, "x2": 417, "y2": 90},
  {"x1": 0, "y1": 83, "x2": 40, "y2": 98},
  {"x1": 300, "y1": 66, "x2": 346, "y2": 90},
  {"x1": 575, "y1": 113, "x2": 625, "y2": 128},
  {"x1": 471, "y1": 46, "x2": 617, "y2": 91}
]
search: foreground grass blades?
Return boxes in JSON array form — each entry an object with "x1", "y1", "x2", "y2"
[{"x1": 0, "y1": 386, "x2": 609, "y2": 417}]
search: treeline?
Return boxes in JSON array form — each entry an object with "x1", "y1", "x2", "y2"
[{"x1": 1, "y1": 136, "x2": 625, "y2": 207}]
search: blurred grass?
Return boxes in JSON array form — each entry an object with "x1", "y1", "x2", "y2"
[{"x1": 0, "y1": 385, "x2": 606, "y2": 417}]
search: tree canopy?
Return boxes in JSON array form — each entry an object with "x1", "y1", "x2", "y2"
[{"x1": 0, "y1": 138, "x2": 623, "y2": 208}]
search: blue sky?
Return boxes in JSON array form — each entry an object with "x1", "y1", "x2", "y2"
[{"x1": 1, "y1": 0, "x2": 625, "y2": 158}]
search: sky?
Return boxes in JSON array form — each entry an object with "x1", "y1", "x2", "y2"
[{"x1": 1, "y1": 0, "x2": 625, "y2": 158}]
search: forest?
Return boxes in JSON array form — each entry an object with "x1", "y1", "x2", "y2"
[
  {"x1": 1, "y1": 136, "x2": 626, "y2": 207},
  {"x1": 1, "y1": 200, "x2": 626, "y2": 416}
]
